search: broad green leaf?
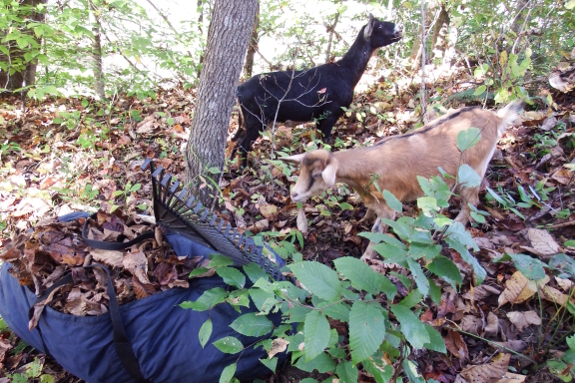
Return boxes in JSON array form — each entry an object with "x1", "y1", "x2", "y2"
[
  {"x1": 295, "y1": 351, "x2": 336, "y2": 373},
  {"x1": 199, "y1": 318, "x2": 212, "y2": 348},
  {"x1": 180, "y1": 287, "x2": 227, "y2": 311},
  {"x1": 213, "y1": 337, "x2": 244, "y2": 354},
  {"x1": 219, "y1": 363, "x2": 237, "y2": 383},
  {"x1": 209, "y1": 255, "x2": 234, "y2": 267},
  {"x1": 381, "y1": 216, "x2": 414, "y2": 242},
  {"x1": 403, "y1": 359, "x2": 426, "y2": 383},
  {"x1": 445, "y1": 236, "x2": 486, "y2": 285},
  {"x1": 259, "y1": 357, "x2": 278, "y2": 373},
  {"x1": 374, "y1": 242, "x2": 408, "y2": 266},
  {"x1": 473, "y1": 85, "x2": 486, "y2": 96},
  {"x1": 417, "y1": 196, "x2": 439, "y2": 216},
  {"x1": 398, "y1": 290, "x2": 423, "y2": 309},
  {"x1": 304, "y1": 310, "x2": 330, "y2": 361},
  {"x1": 334, "y1": 257, "x2": 396, "y2": 299},
  {"x1": 243, "y1": 263, "x2": 268, "y2": 283},
  {"x1": 457, "y1": 128, "x2": 481, "y2": 152},
  {"x1": 383, "y1": 190, "x2": 403, "y2": 213},
  {"x1": 506, "y1": 253, "x2": 547, "y2": 280},
  {"x1": 566, "y1": 334, "x2": 575, "y2": 351},
  {"x1": 230, "y1": 313, "x2": 274, "y2": 337},
  {"x1": 445, "y1": 222, "x2": 479, "y2": 250},
  {"x1": 216, "y1": 267, "x2": 246, "y2": 289},
  {"x1": 349, "y1": 301, "x2": 386, "y2": 364},
  {"x1": 429, "y1": 279, "x2": 442, "y2": 305},
  {"x1": 364, "y1": 360, "x2": 393, "y2": 383},
  {"x1": 457, "y1": 164, "x2": 481, "y2": 188},
  {"x1": 423, "y1": 324, "x2": 446, "y2": 353},
  {"x1": 336, "y1": 360, "x2": 358, "y2": 383},
  {"x1": 549, "y1": 254, "x2": 575, "y2": 279},
  {"x1": 408, "y1": 243, "x2": 442, "y2": 260},
  {"x1": 427, "y1": 255, "x2": 463, "y2": 285},
  {"x1": 320, "y1": 301, "x2": 350, "y2": 321},
  {"x1": 407, "y1": 258, "x2": 429, "y2": 297},
  {"x1": 390, "y1": 305, "x2": 430, "y2": 349},
  {"x1": 566, "y1": 0, "x2": 575, "y2": 9},
  {"x1": 290, "y1": 261, "x2": 342, "y2": 302}
]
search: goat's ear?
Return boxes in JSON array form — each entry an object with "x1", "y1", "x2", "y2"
[
  {"x1": 321, "y1": 160, "x2": 338, "y2": 187},
  {"x1": 364, "y1": 13, "x2": 375, "y2": 39},
  {"x1": 281, "y1": 153, "x2": 306, "y2": 163}
]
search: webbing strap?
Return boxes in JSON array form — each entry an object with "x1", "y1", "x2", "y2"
[{"x1": 82, "y1": 215, "x2": 155, "y2": 251}]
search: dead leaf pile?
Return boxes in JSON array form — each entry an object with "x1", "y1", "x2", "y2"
[{"x1": 0, "y1": 209, "x2": 210, "y2": 320}]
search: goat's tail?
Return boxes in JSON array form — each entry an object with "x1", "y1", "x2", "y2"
[{"x1": 496, "y1": 100, "x2": 524, "y2": 136}]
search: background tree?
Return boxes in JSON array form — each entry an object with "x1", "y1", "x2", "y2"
[
  {"x1": 185, "y1": 0, "x2": 258, "y2": 206},
  {"x1": 0, "y1": 0, "x2": 46, "y2": 92}
]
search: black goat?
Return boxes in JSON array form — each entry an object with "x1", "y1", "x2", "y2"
[{"x1": 231, "y1": 14, "x2": 402, "y2": 165}]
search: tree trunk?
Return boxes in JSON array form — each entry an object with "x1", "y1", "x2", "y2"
[
  {"x1": 442, "y1": 20, "x2": 458, "y2": 69},
  {"x1": 0, "y1": 0, "x2": 46, "y2": 92},
  {"x1": 185, "y1": 0, "x2": 257, "y2": 207},
  {"x1": 431, "y1": 4, "x2": 449, "y2": 63},
  {"x1": 409, "y1": 0, "x2": 437, "y2": 70},
  {"x1": 324, "y1": 12, "x2": 339, "y2": 63},
  {"x1": 243, "y1": 2, "x2": 260, "y2": 79},
  {"x1": 89, "y1": 0, "x2": 106, "y2": 99}
]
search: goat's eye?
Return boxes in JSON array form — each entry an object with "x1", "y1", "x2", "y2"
[
  {"x1": 378, "y1": 25, "x2": 382, "y2": 29},
  {"x1": 313, "y1": 173, "x2": 322, "y2": 179}
]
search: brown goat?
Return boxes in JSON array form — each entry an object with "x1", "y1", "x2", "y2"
[{"x1": 282, "y1": 101, "x2": 523, "y2": 258}]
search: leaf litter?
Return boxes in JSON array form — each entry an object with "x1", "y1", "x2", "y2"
[{"x1": 1, "y1": 74, "x2": 575, "y2": 382}]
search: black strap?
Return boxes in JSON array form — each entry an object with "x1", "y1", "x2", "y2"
[
  {"x1": 30, "y1": 264, "x2": 151, "y2": 383},
  {"x1": 82, "y1": 214, "x2": 155, "y2": 250}
]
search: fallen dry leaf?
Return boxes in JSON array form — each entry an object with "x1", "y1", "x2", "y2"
[
  {"x1": 498, "y1": 271, "x2": 549, "y2": 307},
  {"x1": 555, "y1": 276, "x2": 574, "y2": 291},
  {"x1": 268, "y1": 338, "x2": 290, "y2": 359},
  {"x1": 506, "y1": 310, "x2": 541, "y2": 332},
  {"x1": 260, "y1": 204, "x2": 278, "y2": 220},
  {"x1": 90, "y1": 248, "x2": 125, "y2": 268},
  {"x1": 461, "y1": 315, "x2": 482, "y2": 335},
  {"x1": 297, "y1": 208, "x2": 308, "y2": 234},
  {"x1": 484, "y1": 312, "x2": 499, "y2": 337},
  {"x1": 541, "y1": 285, "x2": 575, "y2": 306},
  {"x1": 444, "y1": 329, "x2": 469, "y2": 360},
  {"x1": 459, "y1": 353, "x2": 510, "y2": 383},
  {"x1": 123, "y1": 250, "x2": 151, "y2": 284},
  {"x1": 527, "y1": 228, "x2": 560, "y2": 256},
  {"x1": 497, "y1": 372, "x2": 527, "y2": 383}
]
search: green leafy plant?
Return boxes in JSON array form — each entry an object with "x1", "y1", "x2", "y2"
[
  {"x1": 6, "y1": 357, "x2": 55, "y2": 383},
  {"x1": 181, "y1": 127, "x2": 506, "y2": 382},
  {"x1": 494, "y1": 252, "x2": 575, "y2": 381}
]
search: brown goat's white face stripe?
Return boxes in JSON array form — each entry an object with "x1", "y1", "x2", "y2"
[{"x1": 282, "y1": 150, "x2": 338, "y2": 202}]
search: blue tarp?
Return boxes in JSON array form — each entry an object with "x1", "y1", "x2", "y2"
[{"x1": 0, "y1": 214, "x2": 287, "y2": 383}]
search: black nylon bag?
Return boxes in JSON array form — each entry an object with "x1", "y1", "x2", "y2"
[{"x1": 0, "y1": 213, "x2": 288, "y2": 383}]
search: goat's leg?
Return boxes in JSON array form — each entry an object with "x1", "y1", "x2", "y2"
[
  {"x1": 455, "y1": 186, "x2": 479, "y2": 225},
  {"x1": 317, "y1": 112, "x2": 340, "y2": 141},
  {"x1": 237, "y1": 123, "x2": 264, "y2": 167},
  {"x1": 360, "y1": 205, "x2": 396, "y2": 261}
]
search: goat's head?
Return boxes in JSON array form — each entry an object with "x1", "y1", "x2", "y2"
[
  {"x1": 281, "y1": 149, "x2": 338, "y2": 202},
  {"x1": 364, "y1": 14, "x2": 402, "y2": 49}
]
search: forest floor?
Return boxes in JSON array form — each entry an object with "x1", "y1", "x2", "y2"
[{"x1": 0, "y1": 67, "x2": 574, "y2": 383}]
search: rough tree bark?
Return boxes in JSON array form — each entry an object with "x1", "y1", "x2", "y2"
[
  {"x1": 0, "y1": 0, "x2": 46, "y2": 92},
  {"x1": 410, "y1": 0, "x2": 438, "y2": 70},
  {"x1": 89, "y1": 0, "x2": 105, "y2": 99},
  {"x1": 431, "y1": 4, "x2": 449, "y2": 62},
  {"x1": 185, "y1": 0, "x2": 257, "y2": 207},
  {"x1": 243, "y1": 2, "x2": 259, "y2": 79}
]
